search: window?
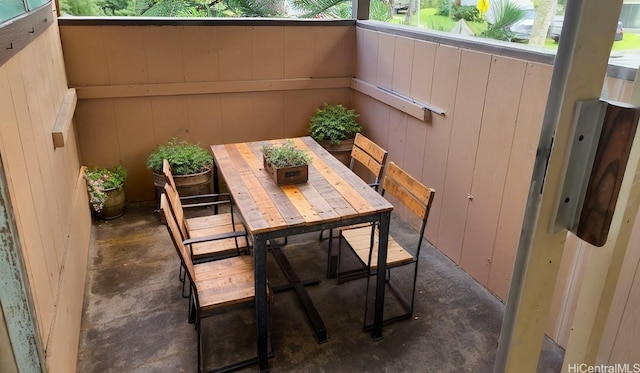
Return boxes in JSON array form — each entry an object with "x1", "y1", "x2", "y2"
[
  {"x1": 1, "y1": 0, "x2": 51, "y2": 24},
  {"x1": 1, "y1": 1, "x2": 52, "y2": 67},
  {"x1": 1, "y1": 0, "x2": 28, "y2": 23}
]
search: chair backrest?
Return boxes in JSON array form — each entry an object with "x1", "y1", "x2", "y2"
[
  {"x1": 164, "y1": 182, "x2": 190, "y2": 240},
  {"x1": 350, "y1": 133, "x2": 388, "y2": 190},
  {"x1": 160, "y1": 193, "x2": 196, "y2": 286},
  {"x1": 163, "y1": 159, "x2": 178, "y2": 192},
  {"x1": 382, "y1": 162, "x2": 435, "y2": 253}
]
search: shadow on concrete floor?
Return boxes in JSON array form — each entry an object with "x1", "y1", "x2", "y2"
[{"x1": 77, "y1": 202, "x2": 564, "y2": 373}]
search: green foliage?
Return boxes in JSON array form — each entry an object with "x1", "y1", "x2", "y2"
[
  {"x1": 262, "y1": 140, "x2": 312, "y2": 167},
  {"x1": 424, "y1": 17, "x2": 452, "y2": 31},
  {"x1": 84, "y1": 165, "x2": 126, "y2": 212},
  {"x1": 97, "y1": 0, "x2": 131, "y2": 15},
  {"x1": 370, "y1": 0, "x2": 392, "y2": 21},
  {"x1": 293, "y1": 0, "x2": 344, "y2": 18},
  {"x1": 435, "y1": 1, "x2": 450, "y2": 16},
  {"x1": 309, "y1": 104, "x2": 362, "y2": 145},
  {"x1": 426, "y1": 0, "x2": 448, "y2": 8},
  {"x1": 480, "y1": 0, "x2": 524, "y2": 41},
  {"x1": 450, "y1": 5, "x2": 483, "y2": 22},
  {"x1": 146, "y1": 138, "x2": 213, "y2": 175},
  {"x1": 303, "y1": 0, "x2": 390, "y2": 20},
  {"x1": 224, "y1": 0, "x2": 285, "y2": 17},
  {"x1": 60, "y1": 0, "x2": 105, "y2": 15}
]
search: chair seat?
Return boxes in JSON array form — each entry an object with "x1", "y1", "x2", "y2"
[
  {"x1": 195, "y1": 256, "x2": 255, "y2": 311},
  {"x1": 341, "y1": 226, "x2": 414, "y2": 270},
  {"x1": 186, "y1": 212, "x2": 236, "y2": 231},
  {"x1": 189, "y1": 221, "x2": 247, "y2": 258}
]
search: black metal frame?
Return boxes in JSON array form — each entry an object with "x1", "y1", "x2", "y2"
[
  {"x1": 212, "y1": 141, "x2": 393, "y2": 372},
  {"x1": 337, "y1": 186, "x2": 432, "y2": 329},
  {"x1": 250, "y1": 211, "x2": 391, "y2": 371}
]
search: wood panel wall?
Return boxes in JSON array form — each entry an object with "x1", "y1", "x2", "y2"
[
  {"x1": 0, "y1": 11, "x2": 90, "y2": 373},
  {"x1": 597, "y1": 208, "x2": 640, "y2": 364},
  {"x1": 59, "y1": 23, "x2": 356, "y2": 202},
  {"x1": 354, "y1": 26, "x2": 552, "y2": 303}
]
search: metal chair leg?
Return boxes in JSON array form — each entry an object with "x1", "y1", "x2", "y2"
[{"x1": 197, "y1": 316, "x2": 203, "y2": 373}]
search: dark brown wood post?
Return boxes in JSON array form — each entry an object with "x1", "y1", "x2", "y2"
[{"x1": 577, "y1": 102, "x2": 640, "y2": 246}]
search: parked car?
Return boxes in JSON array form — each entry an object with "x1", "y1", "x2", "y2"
[
  {"x1": 509, "y1": 15, "x2": 563, "y2": 43},
  {"x1": 551, "y1": 18, "x2": 623, "y2": 42},
  {"x1": 392, "y1": 0, "x2": 410, "y2": 13},
  {"x1": 509, "y1": 18, "x2": 535, "y2": 42},
  {"x1": 510, "y1": 16, "x2": 624, "y2": 43}
]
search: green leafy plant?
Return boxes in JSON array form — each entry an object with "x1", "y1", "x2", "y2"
[
  {"x1": 480, "y1": 0, "x2": 525, "y2": 41},
  {"x1": 262, "y1": 140, "x2": 312, "y2": 168},
  {"x1": 84, "y1": 165, "x2": 127, "y2": 212},
  {"x1": 146, "y1": 138, "x2": 213, "y2": 175},
  {"x1": 424, "y1": 17, "x2": 453, "y2": 32},
  {"x1": 450, "y1": 5, "x2": 484, "y2": 22},
  {"x1": 309, "y1": 104, "x2": 362, "y2": 145}
]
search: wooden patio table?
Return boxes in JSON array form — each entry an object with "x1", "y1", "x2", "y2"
[{"x1": 211, "y1": 136, "x2": 393, "y2": 372}]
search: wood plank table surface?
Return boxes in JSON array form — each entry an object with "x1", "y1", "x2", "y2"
[{"x1": 211, "y1": 137, "x2": 394, "y2": 372}]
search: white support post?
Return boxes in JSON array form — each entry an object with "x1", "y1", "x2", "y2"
[
  {"x1": 561, "y1": 68, "x2": 640, "y2": 369},
  {"x1": 494, "y1": 0, "x2": 624, "y2": 371}
]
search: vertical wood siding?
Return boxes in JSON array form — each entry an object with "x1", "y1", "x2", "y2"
[
  {"x1": 60, "y1": 24, "x2": 355, "y2": 202},
  {"x1": 354, "y1": 27, "x2": 552, "y2": 303},
  {"x1": 0, "y1": 18, "x2": 90, "y2": 373}
]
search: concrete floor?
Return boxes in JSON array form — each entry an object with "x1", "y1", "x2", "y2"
[{"x1": 77, "y1": 202, "x2": 565, "y2": 373}]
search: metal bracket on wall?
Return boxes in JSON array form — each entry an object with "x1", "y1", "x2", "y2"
[
  {"x1": 549, "y1": 99, "x2": 607, "y2": 234},
  {"x1": 550, "y1": 99, "x2": 640, "y2": 246}
]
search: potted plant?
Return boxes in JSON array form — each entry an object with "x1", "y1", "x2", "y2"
[
  {"x1": 262, "y1": 140, "x2": 312, "y2": 185},
  {"x1": 147, "y1": 138, "x2": 213, "y2": 203},
  {"x1": 309, "y1": 103, "x2": 362, "y2": 166},
  {"x1": 84, "y1": 165, "x2": 127, "y2": 220}
]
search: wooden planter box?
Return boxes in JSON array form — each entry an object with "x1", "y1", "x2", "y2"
[{"x1": 263, "y1": 156, "x2": 308, "y2": 185}]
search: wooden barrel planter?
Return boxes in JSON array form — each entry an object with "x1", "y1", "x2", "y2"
[
  {"x1": 318, "y1": 138, "x2": 354, "y2": 167},
  {"x1": 94, "y1": 186, "x2": 125, "y2": 220},
  {"x1": 153, "y1": 167, "x2": 213, "y2": 207}
]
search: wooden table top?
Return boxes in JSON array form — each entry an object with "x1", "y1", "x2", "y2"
[{"x1": 211, "y1": 137, "x2": 393, "y2": 235}]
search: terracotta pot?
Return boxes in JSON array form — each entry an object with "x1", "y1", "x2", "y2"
[
  {"x1": 317, "y1": 138, "x2": 355, "y2": 167},
  {"x1": 153, "y1": 167, "x2": 213, "y2": 207},
  {"x1": 94, "y1": 185, "x2": 125, "y2": 220}
]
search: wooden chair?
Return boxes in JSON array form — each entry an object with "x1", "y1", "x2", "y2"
[
  {"x1": 347, "y1": 133, "x2": 389, "y2": 191},
  {"x1": 321, "y1": 133, "x2": 388, "y2": 276},
  {"x1": 163, "y1": 181, "x2": 249, "y2": 263},
  {"x1": 164, "y1": 182, "x2": 249, "y2": 297},
  {"x1": 338, "y1": 162, "x2": 435, "y2": 327},
  {"x1": 163, "y1": 159, "x2": 241, "y2": 231},
  {"x1": 160, "y1": 194, "x2": 272, "y2": 373}
]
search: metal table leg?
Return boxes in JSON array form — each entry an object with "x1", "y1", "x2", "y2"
[
  {"x1": 254, "y1": 234, "x2": 269, "y2": 372},
  {"x1": 270, "y1": 246, "x2": 328, "y2": 344},
  {"x1": 372, "y1": 211, "x2": 390, "y2": 340}
]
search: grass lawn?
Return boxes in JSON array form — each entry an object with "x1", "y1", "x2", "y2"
[{"x1": 391, "y1": 8, "x2": 640, "y2": 51}]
